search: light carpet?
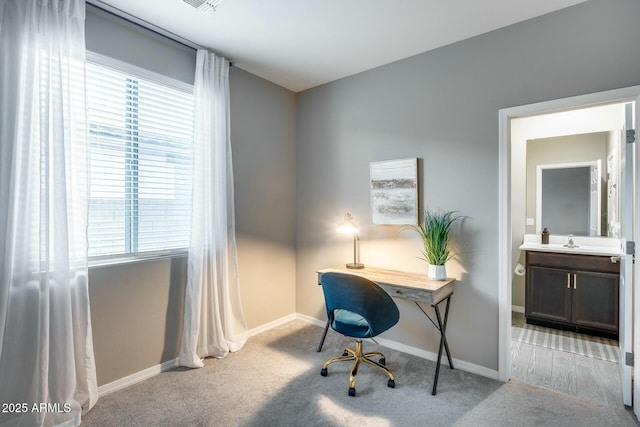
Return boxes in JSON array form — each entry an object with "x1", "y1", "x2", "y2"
[
  {"x1": 512, "y1": 323, "x2": 619, "y2": 363},
  {"x1": 454, "y1": 379, "x2": 635, "y2": 427},
  {"x1": 82, "y1": 320, "x2": 637, "y2": 426}
]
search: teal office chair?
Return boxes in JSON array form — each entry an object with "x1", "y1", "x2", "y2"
[{"x1": 319, "y1": 272, "x2": 400, "y2": 396}]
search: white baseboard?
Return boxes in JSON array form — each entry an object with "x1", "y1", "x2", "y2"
[
  {"x1": 295, "y1": 313, "x2": 327, "y2": 328},
  {"x1": 512, "y1": 305, "x2": 525, "y2": 314},
  {"x1": 98, "y1": 311, "x2": 499, "y2": 397},
  {"x1": 374, "y1": 336, "x2": 499, "y2": 380},
  {"x1": 296, "y1": 315, "x2": 500, "y2": 381},
  {"x1": 97, "y1": 314, "x2": 297, "y2": 398},
  {"x1": 248, "y1": 313, "x2": 298, "y2": 337},
  {"x1": 98, "y1": 358, "x2": 179, "y2": 397}
]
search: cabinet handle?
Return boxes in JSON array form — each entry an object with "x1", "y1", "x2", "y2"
[
  {"x1": 567, "y1": 273, "x2": 571, "y2": 289},
  {"x1": 573, "y1": 273, "x2": 577, "y2": 289}
]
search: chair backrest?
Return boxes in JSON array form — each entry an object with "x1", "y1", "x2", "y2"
[{"x1": 321, "y1": 272, "x2": 399, "y2": 338}]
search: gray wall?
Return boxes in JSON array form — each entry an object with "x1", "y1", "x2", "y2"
[
  {"x1": 86, "y1": 7, "x2": 297, "y2": 386},
  {"x1": 231, "y1": 68, "x2": 297, "y2": 328},
  {"x1": 89, "y1": 258, "x2": 187, "y2": 385},
  {"x1": 86, "y1": 4, "x2": 195, "y2": 85},
  {"x1": 295, "y1": 0, "x2": 640, "y2": 371}
]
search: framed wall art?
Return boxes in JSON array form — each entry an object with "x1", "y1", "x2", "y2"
[{"x1": 370, "y1": 158, "x2": 418, "y2": 225}]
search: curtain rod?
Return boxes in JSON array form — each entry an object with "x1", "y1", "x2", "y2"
[{"x1": 86, "y1": 0, "x2": 235, "y2": 67}]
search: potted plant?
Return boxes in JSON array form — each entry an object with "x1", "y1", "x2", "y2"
[{"x1": 412, "y1": 209, "x2": 462, "y2": 280}]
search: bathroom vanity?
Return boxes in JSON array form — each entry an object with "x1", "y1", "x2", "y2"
[{"x1": 520, "y1": 236, "x2": 621, "y2": 339}]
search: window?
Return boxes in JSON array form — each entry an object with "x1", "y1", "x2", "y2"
[{"x1": 86, "y1": 58, "x2": 194, "y2": 258}]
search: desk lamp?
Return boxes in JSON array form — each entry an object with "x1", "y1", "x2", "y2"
[{"x1": 337, "y1": 213, "x2": 364, "y2": 269}]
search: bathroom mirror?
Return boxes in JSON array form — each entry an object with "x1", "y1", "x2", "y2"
[
  {"x1": 526, "y1": 131, "x2": 619, "y2": 238},
  {"x1": 536, "y1": 162, "x2": 600, "y2": 236}
]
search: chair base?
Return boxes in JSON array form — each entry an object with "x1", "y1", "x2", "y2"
[{"x1": 320, "y1": 339, "x2": 395, "y2": 396}]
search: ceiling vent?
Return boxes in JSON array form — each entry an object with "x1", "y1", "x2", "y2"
[{"x1": 182, "y1": 0, "x2": 223, "y2": 13}]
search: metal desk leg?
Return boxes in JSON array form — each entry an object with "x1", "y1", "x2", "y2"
[
  {"x1": 317, "y1": 313, "x2": 333, "y2": 352},
  {"x1": 440, "y1": 297, "x2": 454, "y2": 370},
  {"x1": 432, "y1": 295, "x2": 452, "y2": 395}
]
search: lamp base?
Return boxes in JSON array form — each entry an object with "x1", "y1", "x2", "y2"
[{"x1": 346, "y1": 263, "x2": 365, "y2": 269}]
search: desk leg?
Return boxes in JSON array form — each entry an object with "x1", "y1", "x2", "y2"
[
  {"x1": 317, "y1": 314, "x2": 332, "y2": 352},
  {"x1": 432, "y1": 295, "x2": 452, "y2": 395},
  {"x1": 440, "y1": 297, "x2": 454, "y2": 370}
]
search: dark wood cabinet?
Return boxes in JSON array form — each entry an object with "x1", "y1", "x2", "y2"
[
  {"x1": 525, "y1": 251, "x2": 619, "y2": 338},
  {"x1": 527, "y1": 266, "x2": 572, "y2": 324},
  {"x1": 570, "y1": 271, "x2": 619, "y2": 333}
]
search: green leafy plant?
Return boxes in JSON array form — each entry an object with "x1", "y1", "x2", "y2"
[{"x1": 412, "y1": 210, "x2": 462, "y2": 265}]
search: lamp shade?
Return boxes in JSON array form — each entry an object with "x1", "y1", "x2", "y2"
[{"x1": 337, "y1": 213, "x2": 359, "y2": 234}]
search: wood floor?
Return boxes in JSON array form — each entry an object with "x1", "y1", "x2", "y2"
[{"x1": 511, "y1": 312, "x2": 623, "y2": 408}]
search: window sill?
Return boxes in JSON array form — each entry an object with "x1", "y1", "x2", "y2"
[{"x1": 88, "y1": 250, "x2": 188, "y2": 268}]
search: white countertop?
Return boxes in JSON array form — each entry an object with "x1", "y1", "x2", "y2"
[{"x1": 519, "y1": 234, "x2": 622, "y2": 257}]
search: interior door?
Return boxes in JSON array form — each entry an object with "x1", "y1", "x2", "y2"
[{"x1": 619, "y1": 102, "x2": 634, "y2": 407}]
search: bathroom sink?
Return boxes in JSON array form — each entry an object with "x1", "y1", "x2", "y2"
[{"x1": 519, "y1": 234, "x2": 622, "y2": 257}]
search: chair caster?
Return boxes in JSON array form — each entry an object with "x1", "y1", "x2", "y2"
[
  {"x1": 348, "y1": 387, "x2": 356, "y2": 397},
  {"x1": 342, "y1": 351, "x2": 349, "y2": 356},
  {"x1": 387, "y1": 379, "x2": 395, "y2": 388},
  {"x1": 379, "y1": 357, "x2": 386, "y2": 365},
  {"x1": 320, "y1": 368, "x2": 328, "y2": 377}
]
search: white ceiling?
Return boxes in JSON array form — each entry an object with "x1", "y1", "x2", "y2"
[{"x1": 96, "y1": 0, "x2": 588, "y2": 92}]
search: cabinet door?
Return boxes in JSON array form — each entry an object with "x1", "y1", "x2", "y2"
[
  {"x1": 572, "y1": 271, "x2": 619, "y2": 333},
  {"x1": 526, "y1": 266, "x2": 572, "y2": 324}
]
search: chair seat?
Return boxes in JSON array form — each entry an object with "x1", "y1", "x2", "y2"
[{"x1": 332, "y1": 309, "x2": 371, "y2": 338}]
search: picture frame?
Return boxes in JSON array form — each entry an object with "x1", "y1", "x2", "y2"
[{"x1": 370, "y1": 158, "x2": 418, "y2": 225}]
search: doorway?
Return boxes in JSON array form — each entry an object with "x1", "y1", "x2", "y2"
[{"x1": 498, "y1": 87, "x2": 640, "y2": 414}]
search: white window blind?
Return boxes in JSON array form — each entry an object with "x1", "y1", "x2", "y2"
[{"x1": 86, "y1": 60, "x2": 194, "y2": 258}]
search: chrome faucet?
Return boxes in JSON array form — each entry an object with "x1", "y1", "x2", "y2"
[{"x1": 564, "y1": 234, "x2": 579, "y2": 248}]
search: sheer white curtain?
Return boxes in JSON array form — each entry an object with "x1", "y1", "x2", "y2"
[
  {"x1": 0, "y1": 1, "x2": 98, "y2": 426},
  {"x1": 179, "y1": 50, "x2": 248, "y2": 368}
]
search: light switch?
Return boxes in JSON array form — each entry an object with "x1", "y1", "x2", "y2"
[{"x1": 526, "y1": 218, "x2": 534, "y2": 226}]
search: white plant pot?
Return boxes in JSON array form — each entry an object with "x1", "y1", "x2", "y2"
[{"x1": 428, "y1": 264, "x2": 447, "y2": 281}]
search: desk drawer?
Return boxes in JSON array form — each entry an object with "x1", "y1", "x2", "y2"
[{"x1": 379, "y1": 283, "x2": 434, "y2": 304}]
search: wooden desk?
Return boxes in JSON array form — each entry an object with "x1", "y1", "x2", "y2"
[{"x1": 316, "y1": 266, "x2": 455, "y2": 395}]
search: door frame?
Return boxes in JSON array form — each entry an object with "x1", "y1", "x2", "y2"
[{"x1": 497, "y1": 87, "x2": 640, "y2": 399}]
